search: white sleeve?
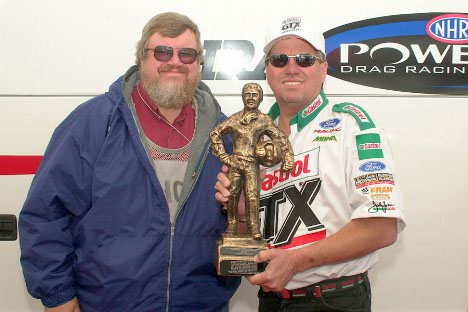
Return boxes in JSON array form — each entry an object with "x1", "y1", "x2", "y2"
[{"x1": 345, "y1": 124, "x2": 407, "y2": 232}]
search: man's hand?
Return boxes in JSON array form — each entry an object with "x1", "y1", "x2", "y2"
[
  {"x1": 214, "y1": 166, "x2": 266, "y2": 214},
  {"x1": 246, "y1": 248, "x2": 299, "y2": 292},
  {"x1": 246, "y1": 218, "x2": 398, "y2": 293},
  {"x1": 45, "y1": 297, "x2": 80, "y2": 312},
  {"x1": 214, "y1": 165, "x2": 231, "y2": 205}
]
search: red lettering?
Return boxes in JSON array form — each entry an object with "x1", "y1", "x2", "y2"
[
  {"x1": 292, "y1": 161, "x2": 302, "y2": 177},
  {"x1": 273, "y1": 169, "x2": 280, "y2": 186},
  {"x1": 303, "y1": 154, "x2": 310, "y2": 173},
  {"x1": 313, "y1": 127, "x2": 341, "y2": 134},
  {"x1": 303, "y1": 98, "x2": 322, "y2": 117},
  {"x1": 261, "y1": 153, "x2": 315, "y2": 191},
  {"x1": 345, "y1": 105, "x2": 367, "y2": 121},
  {"x1": 279, "y1": 170, "x2": 290, "y2": 182},
  {"x1": 262, "y1": 174, "x2": 274, "y2": 191}
]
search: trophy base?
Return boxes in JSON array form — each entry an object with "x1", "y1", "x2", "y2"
[{"x1": 216, "y1": 234, "x2": 268, "y2": 276}]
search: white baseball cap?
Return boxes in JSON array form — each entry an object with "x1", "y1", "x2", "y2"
[{"x1": 263, "y1": 16, "x2": 326, "y2": 56}]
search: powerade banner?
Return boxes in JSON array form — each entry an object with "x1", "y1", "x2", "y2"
[
  {"x1": 200, "y1": 12, "x2": 468, "y2": 95},
  {"x1": 324, "y1": 13, "x2": 468, "y2": 95}
]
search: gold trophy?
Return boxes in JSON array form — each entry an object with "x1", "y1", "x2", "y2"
[{"x1": 210, "y1": 83, "x2": 294, "y2": 276}]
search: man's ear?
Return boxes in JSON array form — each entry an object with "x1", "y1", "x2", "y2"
[{"x1": 321, "y1": 61, "x2": 328, "y2": 83}]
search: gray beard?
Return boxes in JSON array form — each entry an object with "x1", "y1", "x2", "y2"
[{"x1": 141, "y1": 66, "x2": 200, "y2": 109}]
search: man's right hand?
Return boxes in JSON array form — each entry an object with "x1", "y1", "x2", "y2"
[
  {"x1": 214, "y1": 165, "x2": 266, "y2": 215},
  {"x1": 214, "y1": 166, "x2": 247, "y2": 233},
  {"x1": 214, "y1": 165, "x2": 231, "y2": 205},
  {"x1": 45, "y1": 297, "x2": 80, "y2": 312}
]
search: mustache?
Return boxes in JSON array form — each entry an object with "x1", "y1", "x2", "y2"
[{"x1": 158, "y1": 64, "x2": 189, "y2": 73}]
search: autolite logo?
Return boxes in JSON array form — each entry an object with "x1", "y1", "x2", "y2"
[{"x1": 426, "y1": 14, "x2": 468, "y2": 44}]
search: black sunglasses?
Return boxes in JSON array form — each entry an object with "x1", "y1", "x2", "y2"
[
  {"x1": 266, "y1": 54, "x2": 320, "y2": 68},
  {"x1": 146, "y1": 45, "x2": 199, "y2": 64}
]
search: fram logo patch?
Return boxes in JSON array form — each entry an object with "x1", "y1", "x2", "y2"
[
  {"x1": 324, "y1": 13, "x2": 468, "y2": 95},
  {"x1": 426, "y1": 14, "x2": 468, "y2": 44}
]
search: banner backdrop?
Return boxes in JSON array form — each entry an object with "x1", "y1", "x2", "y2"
[{"x1": 0, "y1": 1, "x2": 467, "y2": 311}]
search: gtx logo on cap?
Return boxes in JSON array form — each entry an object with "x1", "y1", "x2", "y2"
[{"x1": 282, "y1": 17, "x2": 301, "y2": 33}]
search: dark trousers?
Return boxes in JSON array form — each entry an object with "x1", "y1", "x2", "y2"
[{"x1": 258, "y1": 274, "x2": 372, "y2": 312}]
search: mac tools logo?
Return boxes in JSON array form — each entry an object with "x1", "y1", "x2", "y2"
[{"x1": 324, "y1": 13, "x2": 468, "y2": 95}]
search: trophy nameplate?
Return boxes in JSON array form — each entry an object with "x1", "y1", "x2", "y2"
[{"x1": 216, "y1": 234, "x2": 268, "y2": 276}]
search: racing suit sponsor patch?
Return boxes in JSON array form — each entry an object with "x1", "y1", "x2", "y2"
[
  {"x1": 356, "y1": 133, "x2": 384, "y2": 160},
  {"x1": 313, "y1": 135, "x2": 337, "y2": 142},
  {"x1": 260, "y1": 148, "x2": 325, "y2": 249},
  {"x1": 319, "y1": 118, "x2": 341, "y2": 129},
  {"x1": 354, "y1": 173, "x2": 394, "y2": 188},
  {"x1": 368, "y1": 201, "x2": 396, "y2": 213}
]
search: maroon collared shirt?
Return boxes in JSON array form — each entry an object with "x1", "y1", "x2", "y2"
[{"x1": 132, "y1": 82, "x2": 195, "y2": 149}]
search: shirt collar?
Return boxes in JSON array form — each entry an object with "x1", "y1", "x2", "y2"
[{"x1": 268, "y1": 90, "x2": 329, "y2": 131}]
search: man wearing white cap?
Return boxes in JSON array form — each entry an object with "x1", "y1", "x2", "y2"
[{"x1": 216, "y1": 15, "x2": 406, "y2": 311}]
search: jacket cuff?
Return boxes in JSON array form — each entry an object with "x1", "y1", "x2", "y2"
[{"x1": 41, "y1": 287, "x2": 76, "y2": 308}]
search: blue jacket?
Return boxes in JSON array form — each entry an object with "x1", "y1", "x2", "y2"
[{"x1": 19, "y1": 66, "x2": 239, "y2": 312}]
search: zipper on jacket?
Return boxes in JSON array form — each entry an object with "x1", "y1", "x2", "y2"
[
  {"x1": 165, "y1": 223, "x2": 175, "y2": 312},
  {"x1": 164, "y1": 142, "x2": 210, "y2": 312}
]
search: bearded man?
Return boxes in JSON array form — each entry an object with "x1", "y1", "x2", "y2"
[{"x1": 19, "y1": 12, "x2": 240, "y2": 312}]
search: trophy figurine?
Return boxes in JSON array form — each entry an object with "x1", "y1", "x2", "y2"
[{"x1": 210, "y1": 83, "x2": 294, "y2": 276}]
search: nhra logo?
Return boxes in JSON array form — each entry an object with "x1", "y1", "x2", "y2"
[
  {"x1": 324, "y1": 13, "x2": 468, "y2": 95},
  {"x1": 426, "y1": 14, "x2": 468, "y2": 44}
]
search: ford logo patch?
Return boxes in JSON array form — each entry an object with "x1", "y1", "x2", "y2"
[
  {"x1": 319, "y1": 118, "x2": 341, "y2": 129},
  {"x1": 359, "y1": 161, "x2": 386, "y2": 172}
]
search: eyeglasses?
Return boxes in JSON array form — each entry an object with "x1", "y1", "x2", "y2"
[
  {"x1": 266, "y1": 54, "x2": 321, "y2": 68},
  {"x1": 146, "y1": 45, "x2": 199, "y2": 64}
]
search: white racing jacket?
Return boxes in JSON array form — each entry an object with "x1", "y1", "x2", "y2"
[{"x1": 259, "y1": 90, "x2": 406, "y2": 290}]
